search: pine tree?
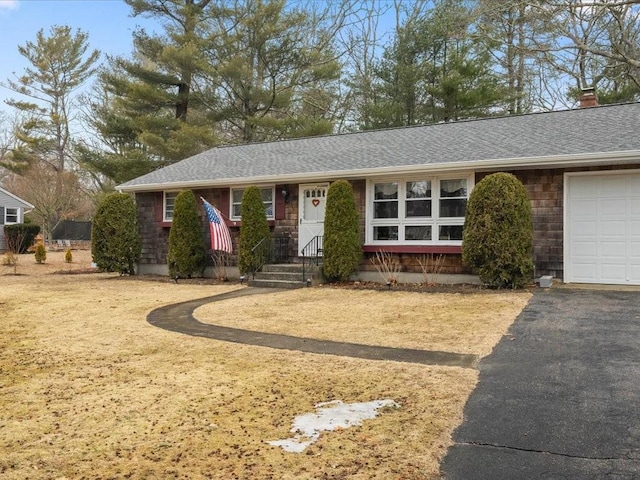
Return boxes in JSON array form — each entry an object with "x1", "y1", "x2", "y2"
[
  {"x1": 76, "y1": 85, "x2": 160, "y2": 187},
  {"x1": 90, "y1": 0, "x2": 342, "y2": 184},
  {"x1": 2, "y1": 25, "x2": 100, "y2": 173},
  {"x1": 364, "y1": 0, "x2": 507, "y2": 128},
  {"x1": 203, "y1": 0, "x2": 341, "y2": 142},
  {"x1": 475, "y1": 0, "x2": 539, "y2": 114},
  {"x1": 89, "y1": 0, "x2": 218, "y2": 181}
]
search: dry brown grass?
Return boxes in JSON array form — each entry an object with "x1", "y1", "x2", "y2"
[
  {"x1": 195, "y1": 288, "x2": 530, "y2": 357},
  {"x1": 0, "y1": 251, "x2": 530, "y2": 479}
]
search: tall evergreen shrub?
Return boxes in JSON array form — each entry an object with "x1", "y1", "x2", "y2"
[
  {"x1": 91, "y1": 192, "x2": 141, "y2": 275},
  {"x1": 322, "y1": 180, "x2": 361, "y2": 281},
  {"x1": 462, "y1": 172, "x2": 533, "y2": 288},
  {"x1": 167, "y1": 190, "x2": 207, "y2": 278},
  {"x1": 238, "y1": 186, "x2": 270, "y2": 275}
]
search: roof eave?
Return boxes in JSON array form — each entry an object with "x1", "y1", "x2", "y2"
[
  {"x1": 116, "y1": 150, "x2": 640, "y2": 193},
  {"x1": 0, "y1": 187, "x2": 35, "y2": 209}
]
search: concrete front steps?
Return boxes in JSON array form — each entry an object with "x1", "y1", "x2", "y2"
[{"x1": 248, "y1": 263, "x2": 320, "y2": 289}]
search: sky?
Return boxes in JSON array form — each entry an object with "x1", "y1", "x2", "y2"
[
  {"x1": 0, "y1": 0, "x2": 399, "y2": 112},
  {"x1": 0, "y1": 0, "x2": 158, "y2": 107}
]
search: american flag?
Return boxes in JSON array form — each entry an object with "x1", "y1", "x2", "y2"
[{"x1": 202, "y1": 198, "x2": 233, "y2": 253}]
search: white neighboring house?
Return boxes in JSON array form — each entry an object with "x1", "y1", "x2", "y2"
[{"x1": 0, "y1": 187, "x2": 34, "y2": 251}]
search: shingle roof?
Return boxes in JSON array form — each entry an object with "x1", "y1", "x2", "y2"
[{"x1": 118, "y1": 102, "x2": 640, "y2": 191}]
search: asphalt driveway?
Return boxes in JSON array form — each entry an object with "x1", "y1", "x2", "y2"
[{"x1": 441, "y1": 288, "x2": 640, "y2": 479}]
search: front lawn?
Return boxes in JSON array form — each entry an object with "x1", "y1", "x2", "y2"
[{"x1": 0, "y1": 252, "x2": 530, "y2": 479}]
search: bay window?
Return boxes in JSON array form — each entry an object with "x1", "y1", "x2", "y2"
[{"x1": 368, "y1": 175, "x2": 472, "y2": 245}]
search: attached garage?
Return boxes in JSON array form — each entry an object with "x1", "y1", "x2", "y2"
[
  {"x1": 565, "y1": 171, "x2": 640, "y2": 285},
  {"x1": 118, "y1": 100, "x2": 640, "y2": 283}
]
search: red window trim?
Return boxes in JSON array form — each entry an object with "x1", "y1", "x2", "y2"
[
  {"x1": 161, "y1": 220, "x2": 276, "y2": 228},
  {"x1": 362, "y1": 245, "x2": 462, "y2": 254}
]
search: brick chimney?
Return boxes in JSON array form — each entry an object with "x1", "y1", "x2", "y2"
[{"x1": 579, "y1": 87, "x2": 599, "y2": 108}]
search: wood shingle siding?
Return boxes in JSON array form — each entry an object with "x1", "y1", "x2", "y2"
[{"x1": 121, "y1": 103, "x2": 640, "y2": 284}]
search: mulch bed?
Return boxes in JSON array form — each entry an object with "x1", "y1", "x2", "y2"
[
  {"x1": 119, "y1": 274, "x2": 534, "y2": 294},
  {"x1": 53, "y1": 268, "x2": 100, "y2": 275},
  {"x1": 324, "y1": 280, "x2": 492, "y2": 294},
  {"x1": 321, "y1": 280, "x2": 539, "y2": 294},
  {"x1": 48, "y1": 269, "x2": 533, "y2": 294}
]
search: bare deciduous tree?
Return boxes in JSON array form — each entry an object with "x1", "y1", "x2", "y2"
[{"x1": 4, "y1": 165, "x2": 93, "y2": 240}]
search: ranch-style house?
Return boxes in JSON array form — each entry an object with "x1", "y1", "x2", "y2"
[{"x1": 118, "y1": 96, "x2": 640, "y2": 286}]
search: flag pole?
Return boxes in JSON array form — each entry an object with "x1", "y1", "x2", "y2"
[
  {"x1": 200, "y1": 196, "x2": 232, "y2": 222},
  {"x1": 201, "y1": 196, "x2": 233, "y2": 254}
]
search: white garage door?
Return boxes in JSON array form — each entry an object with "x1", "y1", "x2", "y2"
[{"x1": 565, "y1": 171, "x2": 640, "y2": 285}]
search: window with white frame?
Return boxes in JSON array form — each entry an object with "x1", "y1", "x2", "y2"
[
  {"x1": 230, "y1": 186, "x2": 274, "y2": 220},
  {"x1": 368, "y1": 175, "x2": 472, "y2": 244},
  {"x1": 164, "y1": 192, "x2": 179, "y2": 221},
  {"x1": 5, "y1": 207, "x2": 19, "y2": 224}
]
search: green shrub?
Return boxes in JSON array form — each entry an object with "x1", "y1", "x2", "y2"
[
  {"x1": 238, "y1": 186, "x2": 270, "y2": 275},
  {"x1": 462, "y1": 172, "x2": 533, "y2": 289},
  {"x1": 322, "y1": 180, "x2": 361, "y2": 281},
  {"x1": 91, "y1": 193, "x2": 141, "y2": 275},
  {"x1": 4, "y1": 224, "x2": 40, "y2": 254},
  {"x1": 34, "y1": 242, "x2": 47, "y2": 264},
  {"x1": 65, "y1": 247, "x2": 73, "y2": 263},
  {"x1": 167, "y1": 190, "x2": 207, "y2": 278}
]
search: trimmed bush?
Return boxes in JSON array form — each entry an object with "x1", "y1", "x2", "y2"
[
  {"x1": 238, "y1": 186, "x2": 270, "y2": 275},
  {"x1": 4, "y1": 224, "x2": 40, "y2": 253},
  {"x1": 462, "y1": 172, "x2": 533, "y2": 288},
  {"x1": 322, "y1": 180, "x2": 361, "y2": 281},
  {"x1": 167, "y1": 190, "x2": 207, "y2": 278},
  {"x1": 91, "y1": 193, "x2": 141, "y2": 275},
  {"x1": 34, "y1": 242, "x2": 47, "y2": 264}
]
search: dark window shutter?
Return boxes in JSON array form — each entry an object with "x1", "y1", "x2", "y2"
[
  {"x1": 218, "y1": 190, "x2": 230, "y2": 223},
  {"x1": 275, "y1": 185, "x2": 285, "y2": 220},
  {"x1": 154, "y1": 193, "x2": 163, "y2": 222},
  {"x1": 0, "y1": 207, "x2": 4, "y2": 225}
]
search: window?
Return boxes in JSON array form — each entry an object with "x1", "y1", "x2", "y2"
[
  {"x1": 368, "y1": 175, "x2": 472, "y2": 245},
  {"x1": 373, "y1": 182, "x2": 398, "y2": 219},
  {"x1": 5, "y1": 207, "x2": 18, "y2": 224},
  {"x1": 231, "y1": 186, "x2": 274, "y2": 220},
  {"x1": 406, "y1": 180, "x2": 432, "y2": 217},
  {"x1": 440, "y1": 179, "x2": 467, "y2": 217},
  {"x1": 164, "y1": 192, "x2": 178, "y2": 221}
]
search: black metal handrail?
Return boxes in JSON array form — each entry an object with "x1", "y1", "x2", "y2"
[
  {"x1": 301, "y1": 235, "x2": 323, "y2": 284},
  {"x1": 247, "y1": 235, "x2": 291, "y2": 279},
  {"x1": 271, "y1": 235, "x2": 291, "y2": 264},
  {"x1": 248, "y1": 235, "x2": 270, "y2": 278}
]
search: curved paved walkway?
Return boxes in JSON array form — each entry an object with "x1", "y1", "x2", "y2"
[{"x1": 147, "y1": 287, "x2": 478, "y2": 368}]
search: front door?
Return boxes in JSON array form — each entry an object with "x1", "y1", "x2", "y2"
[{"x1": 298, "y1": 183, "x2": 328, "y2": 256}]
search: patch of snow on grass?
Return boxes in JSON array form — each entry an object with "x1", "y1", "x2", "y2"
[{"x1": 267, "y1": 399, "x2": 399, "y2": 453}]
